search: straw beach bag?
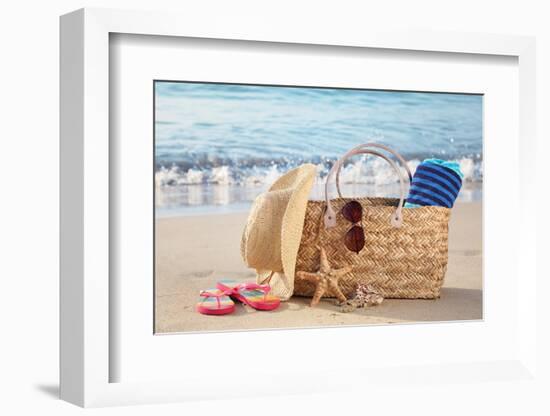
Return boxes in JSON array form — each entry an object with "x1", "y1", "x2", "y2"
[{"x1": 294, "y1": 143, "x2": 451, "y2": 299}]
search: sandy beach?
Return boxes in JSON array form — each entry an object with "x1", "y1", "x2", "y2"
[{"x1": 155, "y1": 202, "x2": 482, "y2": 333}]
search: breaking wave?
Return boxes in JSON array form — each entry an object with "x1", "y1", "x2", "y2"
[{"x1": 155, "y1": 156, "x2": 483, "y2": 189}]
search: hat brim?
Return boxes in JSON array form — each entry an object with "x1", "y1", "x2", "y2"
[
  {"x1": 278, "y1": 164, "x2": 316, "y2": 299},
  {"x1": 249, "y1": 164, "x2": 316, "y2": 300}
]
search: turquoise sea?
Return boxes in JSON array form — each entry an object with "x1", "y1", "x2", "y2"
[{"x1": 155, "y1": 81, "x2": 482, "y2": 216}]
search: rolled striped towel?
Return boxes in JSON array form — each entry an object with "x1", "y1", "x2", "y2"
[{"x1": 405, "y1": 159, "x2": 463, "y2": 208}]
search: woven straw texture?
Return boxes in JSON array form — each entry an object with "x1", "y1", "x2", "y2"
[{"x1": 294, "y1": 197, "x2": 451, "y2": 299}]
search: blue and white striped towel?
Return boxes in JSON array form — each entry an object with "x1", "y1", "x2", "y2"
[{"x1": 405, "y1": 159, "x2": 463, "y2": 208}]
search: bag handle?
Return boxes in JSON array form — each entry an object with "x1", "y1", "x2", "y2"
[
  {"x1": 335, "y1": 143, "x2": 412, "y2": 197},
  {"x1": 324, "y1": 144, "x2": 411, "y2": 229}
]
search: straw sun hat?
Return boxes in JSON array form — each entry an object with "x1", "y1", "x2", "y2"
[{"x1": 240, "y1": 164, "x2": 316, "y2": 300}]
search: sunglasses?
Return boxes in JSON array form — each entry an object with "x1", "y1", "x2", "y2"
[{"x1": 341, "y1": 200, "x2": 365, "y2": 253}]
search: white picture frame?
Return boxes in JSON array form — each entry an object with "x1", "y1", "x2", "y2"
[{"x1": 60, "y1": 7, "x2": 538, "y2": 407}]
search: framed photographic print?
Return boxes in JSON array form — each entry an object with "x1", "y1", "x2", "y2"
[
  {"x1": 153, "y1": 80, "x2": 483, "y2": 334},
  {"x1": 60, "y1": 8, "x2": 538, "y2": 407}
]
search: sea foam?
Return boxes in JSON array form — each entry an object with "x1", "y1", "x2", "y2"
[{"x1": 155, "y1": 156, "x2": 482, "y2": 189}]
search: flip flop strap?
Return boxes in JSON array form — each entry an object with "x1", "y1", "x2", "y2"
[
  {"x1": 199, "y1": 290, "x2": 229, "y2": 308},
  {"x1": 232, "y1": 283, "x2": 271, "y2": 301}
]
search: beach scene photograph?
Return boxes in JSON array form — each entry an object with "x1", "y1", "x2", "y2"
[{"x1": 154, "y1": 81, "x2": 483, "y2": 334}]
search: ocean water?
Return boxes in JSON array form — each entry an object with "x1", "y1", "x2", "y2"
[{"x1": 155, "y1": 82, "x2": 482, "y2": 216}]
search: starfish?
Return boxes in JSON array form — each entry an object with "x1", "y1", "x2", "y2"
[{"x1": 296, "y1": 246, "x2": 352, "y2": 307}]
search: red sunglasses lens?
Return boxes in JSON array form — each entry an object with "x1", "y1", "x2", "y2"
[
  {"x1": 341, "y1": 200, "x2": 362, "y2": 223},
  {"x1": 344, "y1": 225, "x2": 365, "y2": 253}
]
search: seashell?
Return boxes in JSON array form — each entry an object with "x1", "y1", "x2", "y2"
[
  {"x1": 355, "y1": 284, "x2": 384, "y2": 307},
  {"x1": 364, "y1": 293, "x2": 384, "y2": 306},
  {"x1": 338, "y1": 284, "x2": 384, "y2": 312}
]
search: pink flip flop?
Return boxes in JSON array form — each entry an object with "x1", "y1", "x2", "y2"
[
  {"x1": 196, "y1": 288, "x2": 235, "y2": 315},
  {"x1": 216, "y1": 280, "x2": 281, "y2": 311}
]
